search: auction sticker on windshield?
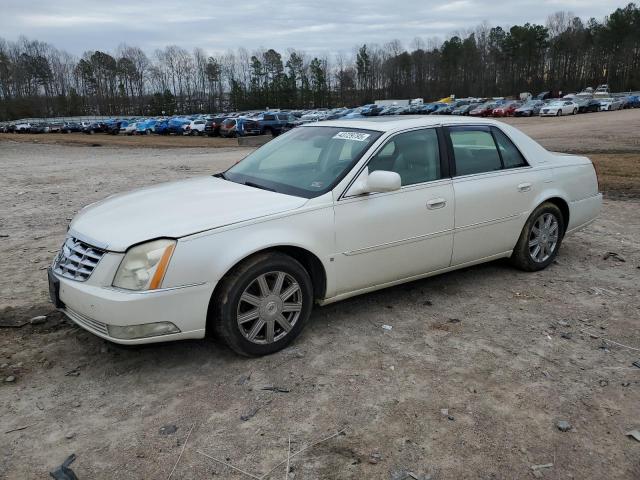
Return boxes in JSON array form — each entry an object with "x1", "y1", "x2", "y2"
[{"x1": 333, "y1": 131, "x2": 371, "y2": 141}]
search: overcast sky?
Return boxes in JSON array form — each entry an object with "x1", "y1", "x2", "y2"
[{"x1": 0, "y1": 0, "x2": 628, "y2": 57}]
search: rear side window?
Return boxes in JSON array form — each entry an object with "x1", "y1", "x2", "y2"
[
  {"x1": 449, "y1": 128, "x2": 501, "y2": 176},
  {"x1": 492, "y1": 128, "x2": 527, "y2": 169},
  {"x1": 263, "y1": 114, "x2": 275, "y2": 120}
]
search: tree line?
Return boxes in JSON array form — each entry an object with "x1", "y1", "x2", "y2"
[{"x1": 1, "y1": 3, "x2": 639, "y2": 120}]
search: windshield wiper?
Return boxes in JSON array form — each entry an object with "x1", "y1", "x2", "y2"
[
  {"x1": 214, "y1": 172, "x2": 227, "y2": 180},
  {"x1": 244, "y1": 181, "x2": 275, "y2": 192}
]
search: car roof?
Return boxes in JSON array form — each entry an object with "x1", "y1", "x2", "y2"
[{"x1": 304, "y1": 115, "x2": 507, "y2": 133}]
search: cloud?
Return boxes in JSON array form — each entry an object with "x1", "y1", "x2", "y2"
[{"x1": 0, "y1": 0, "x2": 628, "y2": 57}]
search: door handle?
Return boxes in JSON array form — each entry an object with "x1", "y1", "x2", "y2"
[
  {"x1": 426, "y1": 198, "x2": 446, "y2": 210},
  {"x1": 517, "y1": 182, "x2": 532, "y2": 192}
]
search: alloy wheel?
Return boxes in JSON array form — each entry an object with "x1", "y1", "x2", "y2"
[
  {"x1": 236, "y1": 271, "x2": 303, "y2": 344},
  {"x1": 528, "y1": 213, "x2": 559, "y2": 263}
]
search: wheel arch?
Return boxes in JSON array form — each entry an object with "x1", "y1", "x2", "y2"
[
  {"x1": 537, "y1": 196, "x2": 570, "y2": 234},
  {"x1": 205, "y1": 245, "x2": 328, "y2": 333}
]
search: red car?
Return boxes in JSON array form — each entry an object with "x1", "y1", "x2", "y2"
[
  {"x1": 469, "y1": 103, "x2": 497, "y2": 117},
  {"x1": 491, "y1": 101, "x2": 522, "y2": 117}
]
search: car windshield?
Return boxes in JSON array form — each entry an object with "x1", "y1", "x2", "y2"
[{"x1": 224, "y1": 126, "x2": 382, "y2": 198}]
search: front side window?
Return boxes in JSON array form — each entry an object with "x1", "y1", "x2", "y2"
[
  {"x1": 225, "y1": 126, "x2": 382, "y2": 198},
  {"x1": 449, "y1": 128, "x2": 501, "y2": 176},
  {"x1": 367, "y1": 128, "x2": 441, "y2": 186}
]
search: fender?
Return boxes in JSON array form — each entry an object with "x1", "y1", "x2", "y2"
[{"x1": 163, "y1": 205, "x2": 336, "y2": 296}]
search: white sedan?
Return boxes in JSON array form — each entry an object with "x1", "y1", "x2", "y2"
[
  {"x1": 539, "y1": 101, "x2": 578, "y2": 116},
  {"x1": 598, "y1": 98, "x2": 623, "y2": 111},
  {"x1": 49, "y1": 117, "x2": 602, "y2": 356}
]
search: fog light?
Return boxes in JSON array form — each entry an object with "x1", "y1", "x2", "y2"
[{"x1": 107, "y1": 322, "x2": 180, "y2": 340}]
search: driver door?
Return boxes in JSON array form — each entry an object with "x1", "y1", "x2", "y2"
[{"x1": 332, "y1": 128, "x2": 454, "y2": 295}]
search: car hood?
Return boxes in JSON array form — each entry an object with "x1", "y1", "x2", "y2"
[{"x1": 69, "y1": 177, "x2": 308, "y2": 252}]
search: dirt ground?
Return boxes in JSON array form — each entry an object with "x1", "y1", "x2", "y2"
[{"x1": 0, "y1": 110, "x2": 639, "y2": 479}]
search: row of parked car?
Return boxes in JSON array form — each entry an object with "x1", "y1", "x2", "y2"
[
  {"x1": 3, "y1": 88, "x2": 638, "y2": 137},
  {"x1": 1, "y1": 111, "x2": 298, "y2": 137}
]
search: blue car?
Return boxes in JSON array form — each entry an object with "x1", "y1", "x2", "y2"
[
  {"x1": 624, "y1": 95, "x2": 640, "y2": 108},
  {"x1": 360, "y1": 104, "x2": 384, "y2": 116},
  {"x1": 136, "y1": 119, "x2": 157, "y2": 135},
  {"x1": 153, "y1": 119, "x2": 170, "y2": 135},
  {"x1": 167, "y1": 118, "x2": 190, "y2": 135},
  {"x1": 236, "y1": 117, "x2": 262, "y2": 137}
]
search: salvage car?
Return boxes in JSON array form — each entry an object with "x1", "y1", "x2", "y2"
[
  {"x1": 123, "y1": 122, "x2": 138, "y2": 135},
  {"x1": 29, "y1": 123, "x2": 50, "y2": 133},
  {"x1": 183, "y1": 119, "x2": 206, "y2": 136},
  {"x1": 491, "y1": 101, "x2": 522, "y2": 117},
  {"x1": 575, "y1": 99, "x2": 601, "y2": 113},
  {"x1": 469, "y1": 103, "x2": 497, "y2": 117},
  {"x1": 598, "y1": 97, "x2": 623, "y2": 111},
  {"x1": 451, "y1": 104, "x2": 477, "y2": 116},
  {"x1": 539, "y1": 101, "x2": 578, "y2": 116},
  {"x1": 48, "y1": 122, "x2": 63, "y2": 133},
  {"x1": 136, "y1": 119, "x2": 157, "y2": 135},
  {"x1": 219, "y1": 118, "x2": 238, "y2": 137},
  {"x1": 14, "y1": 122, "x2": 32, "y2": 132},
  {"x1": 514, "y1": 100, "x2": 545, "y2": 117},
  {"x1": 48, "y1": 117, "x2": 602, "y2": 356},
  {"x1": 61, "y1": 122, "x2": 82, "y2": 133},
  {"x1": 204, "y1": 117, "x2": 227, "y2": 137}
]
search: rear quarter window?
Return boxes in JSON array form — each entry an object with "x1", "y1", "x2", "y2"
[{"x1": 492, "y1": 128, "x2": 528, "y2": 169}]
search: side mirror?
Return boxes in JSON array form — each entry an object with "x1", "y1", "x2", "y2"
[{"x1": 347, "y1": 168, "x2": 401, "y2": 196}]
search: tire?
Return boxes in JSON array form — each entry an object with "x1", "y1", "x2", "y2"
[
  {"x1": 209, "y1": 252, "x2": 314, "y2": 356},
  {"x1": 510, "y1": 202, "x2": 565, "y2": 272},
  {"x1": 146, "y1": 129, "x2": 151, "y2": 135},
  {"x1": 573, "y1": 108, "x2": 577, "y2": 115},
  {"x1": 556, "y1": 110, "x2": 561, "y2": 116}
]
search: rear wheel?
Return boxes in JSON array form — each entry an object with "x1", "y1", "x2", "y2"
[
  {"x1": 209, "y1": 252, "x2": 313, "y2": 356},
  {"x1": 511, "y1": 202, "x2": 564, "y2": 272}
]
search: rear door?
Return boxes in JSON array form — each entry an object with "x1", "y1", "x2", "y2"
[{"x1": 446, "y1": 125, "x2": 546, "y2": 265}]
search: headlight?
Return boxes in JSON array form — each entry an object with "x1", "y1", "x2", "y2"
[{"x1": 112, "y1": 239, "x2": 176, "y2": 291}]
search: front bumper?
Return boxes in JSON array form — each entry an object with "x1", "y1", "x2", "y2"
[{"x1": 52, "y1": 268, "x2": 212, "y2": 345}]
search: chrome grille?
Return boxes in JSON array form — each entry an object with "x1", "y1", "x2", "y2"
[
  {"x1": 64, "y1": 307, "x2": 109, "y2": 336},
  {"x1": 53, "y1": 236, "x2": 105, "y2": 282}
]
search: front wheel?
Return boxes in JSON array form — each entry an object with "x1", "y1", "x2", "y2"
[
  {"x1": 209, "y1": 252, "x2": 314, "y2": 356},
  {"x1": 511, "y1": 202, "x2": 564, "y2": 272},
  {"x1": 573, "y1": 108, "x2": 577, "y2": 115},
  {"x1": 556, "y1": 110, "x2": 561, "y2": 116}
]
